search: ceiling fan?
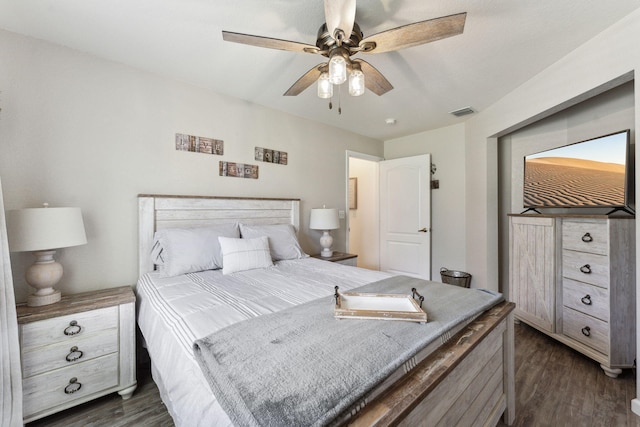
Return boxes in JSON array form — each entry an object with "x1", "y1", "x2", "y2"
[{"x1": 222, "y1": 0, "x2": 466, "y2": 102}]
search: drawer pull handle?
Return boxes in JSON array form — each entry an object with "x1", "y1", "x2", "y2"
[
  {"x1": 580, "y1": 264, "x2": 592, "y2": 274},
  {"x1": 65, "y1": 346, "x2": 84, "y2": 362},
  {"x1": 64, "y1": 377, "x2": 82, "y2": 394},
  {"x1": 63, "y1": 320, "x2": 82, "y2": 336},
  {"x1": 581, "y1": 295, "x2": 592, "y2": 305},
  {"x1": 581, "y1": 326, "x2": 591, "y2": 337},
  {"x1": 581, "y1": 232, "x2": 593, "y2": 243}
]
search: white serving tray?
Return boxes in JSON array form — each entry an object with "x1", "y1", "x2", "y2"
[{"x1": 334, "y1": 287, "x2": 427, "y2": 323}]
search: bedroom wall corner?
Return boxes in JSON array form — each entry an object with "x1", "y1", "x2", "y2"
[
  {"x1": 0, "y1": 29, "x2": 383, "y2": 302},
  {"x1": 463, "y1": 9, "x2": 640, "y2": 294}
]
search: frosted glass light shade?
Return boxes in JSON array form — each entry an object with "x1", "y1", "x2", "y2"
[
  {"x1": 7, "y1": 207, "x2": 87, "y2": 252},
  {"x1": 317, "y1": 72, "x2": 333, "y2": 99},
  {"x1": 349, "y1": 69, "x2": 365, "y2": 96},
  {"x1": 329, "y1": 55, "x2": 347, "y2": 85},
  {"x1": 309, "y1": 208, "x2": 339, "y2": 230}
]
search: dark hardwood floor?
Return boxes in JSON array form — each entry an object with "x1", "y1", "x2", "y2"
[
  {"x1": 498, "y1": 322, "x2": 639, "y2": 427},
  {"x1": 27, "y1": 360, "x2": 175, "y2": 427},
  {"x1": 27, "y1": 323, "x2": 639, "y2": 427}
]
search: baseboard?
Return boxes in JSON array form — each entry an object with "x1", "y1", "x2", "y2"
[{"x1": 631, "y1": 398, "x2": 640, "y2": 416}]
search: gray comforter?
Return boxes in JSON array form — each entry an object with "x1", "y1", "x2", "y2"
[{"x1": 193, "y1": 275, "x2": 502, "y2": 427}]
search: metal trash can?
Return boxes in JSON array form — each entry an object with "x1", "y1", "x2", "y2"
[{"x1": 440, "y1": 267, "x2": 471, "y2": 288}]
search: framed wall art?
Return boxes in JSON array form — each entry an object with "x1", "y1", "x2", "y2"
[{"x1": 349, "y1": 177, "x2": 357, "y2": 209}]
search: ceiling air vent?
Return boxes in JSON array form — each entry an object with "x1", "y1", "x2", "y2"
[{"x1": 449, "y1": 106, "x2": 476, "y2": 117}]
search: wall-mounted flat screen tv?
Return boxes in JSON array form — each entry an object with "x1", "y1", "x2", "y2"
[{"x1": 523, "y1": 129, "x2": 634, "y2": 213}]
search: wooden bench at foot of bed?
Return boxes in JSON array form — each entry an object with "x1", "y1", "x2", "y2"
[{"x1": 350, "y1": 301, "x2": 515, "y2": 427}]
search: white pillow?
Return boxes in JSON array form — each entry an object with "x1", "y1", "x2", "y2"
[
  {"x1": 239, "y1": 223, "x2": 307, "y2": 261},
  {"x1": 219, "y1": 236, "x2": 273, "y2": 275},
  {"x1": 152, "y1": 223, "x2": 239, "y2": 277}
]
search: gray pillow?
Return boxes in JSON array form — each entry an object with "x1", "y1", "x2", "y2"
[
  {"x1": 152, "y1": 223, "x2": 239, "y2": 277},
  {"x1": 239, "y1": 223, "x2": 307, "y2": 261}
]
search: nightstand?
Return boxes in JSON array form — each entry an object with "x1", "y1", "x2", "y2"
[
  {"x1": 311, "y1": 251, "x2": 358, "y2": 266},
  {"x1": 16, "y1": 286, "x2": 137, "y2": 423}
]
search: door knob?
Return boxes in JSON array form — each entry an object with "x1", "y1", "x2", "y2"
[{"x1": 418, "y1": 228, "x2": 428, "y2": 232}]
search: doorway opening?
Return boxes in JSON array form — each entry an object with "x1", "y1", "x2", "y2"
[{"x1": 346, "y1": 151, "x2": 381, "y2": 270}]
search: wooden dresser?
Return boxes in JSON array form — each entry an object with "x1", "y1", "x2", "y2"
[
  {"x1": 509, "y1": 214, "x2": 635, "y2": 377},
  {"x1": 16, "y1": 286, "x2": 137, "y2": 423}
]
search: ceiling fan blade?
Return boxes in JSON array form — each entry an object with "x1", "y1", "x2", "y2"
[
  {"x1": 283, "y1": 64, "x2": 326, "y2": 96},
  {"x1": 360, "y1": 12, "x2": 466, "y2": 54},
  {"x1": 354, "y1": 59, "x2": 393, "y2": 96},
  {"x1": 324, "y1": 0, "x2": 356, "y2": 40},
  {"x1": 222, "y1": 31, "x2": 318, "y2": 54}
]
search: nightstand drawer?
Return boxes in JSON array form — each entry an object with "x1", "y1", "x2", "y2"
[
  {"x1": 22, "y1": 328, "x2": 118, "y2": 378},
  {"x1": 562, "y1": 220, "x2": 609, "y2": 255},
  {"x1": 562, "y1": 279, "x2": 609, "y2": 322},
  {"x1": 562, "y1": 307, "x2": 608, "y2": 355},
  {"x1": 562, "y1": 250, "x2": 609, "y2": 289},
  {"x1": 23, "y1": 353, "x2": 119, "y2": 417},
  {"x1": 21, "y1": 306, "x2": 118, "y2": 350}
]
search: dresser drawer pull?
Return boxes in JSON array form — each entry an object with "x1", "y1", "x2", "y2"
[
  {"x1": 63, "y1": 320, "x2": 82, "y2": 336},
  {"x1": 65, "y1": 346, "x2": 84, "y2": 362},
  {"x1": 581, "y1": 326, "x2": 591, "y2": 337},
  {"x1": 581, "y1": 232, "x2": 593, "y2": 243},
  {"x1": 64, "y1": 377, "x2": 82, "y2": 394},
  {"x1": 579, "y1": 264, "x2": 592, "y2": 274},
  {"x1": 581, "y1": 295, "x2": 592, "y2": 305}
]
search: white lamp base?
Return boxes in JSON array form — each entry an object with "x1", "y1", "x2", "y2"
[
  {"x1": 26, "y1": 250, "x2": 63, "y2": 307},
  {"x1": 319, "y1": 230, "x2": 334, "y2": 258},
  {"x1": 28, "y1": 290, "x2": 62, "y2": 306}
]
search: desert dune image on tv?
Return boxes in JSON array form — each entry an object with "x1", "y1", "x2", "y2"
[{"x1": 523, "y1": 133, "x2": 627, "y2": 208}]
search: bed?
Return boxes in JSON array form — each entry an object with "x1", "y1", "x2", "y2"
[{"x1": 136, "y1": 194, "x2": 515, "y2": 426}]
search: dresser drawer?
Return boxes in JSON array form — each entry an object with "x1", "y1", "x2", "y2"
[
  {"x1": 22, "y1": 328, "x2": 118, "y2": 378},
  {"x1": 562, "y1": 250, "x2": 609, "y2": 288},
  {"x1": 562, "y1": 220, "x2": 608, "y2": 255},
  {"x1": 21, "y1": 306, "x2": 118, "y2": 350},
  {"x1": 562, "y1": 279, "x2": 609, "y2": 322},
  {"x1": 562, "y1": 307, "x2": 608, "y2": 355},
  {"x1": 23, "y1": 353, "x2": 119, "y2": 417}
]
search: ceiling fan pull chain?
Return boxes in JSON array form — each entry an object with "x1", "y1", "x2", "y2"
[{"x1": 338, "y1": 85, "x2": 342, "y2": 115}]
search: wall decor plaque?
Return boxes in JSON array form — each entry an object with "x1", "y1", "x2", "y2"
[
  {"x1": 255, "y1": 147, "x2": 288, "y2": 165},
  {"x1": 176, "y1": 133, "x2": 224, "y2": 155},
  {"x1": 219, "y1": 161, "x2": 259, "y2": 179}
]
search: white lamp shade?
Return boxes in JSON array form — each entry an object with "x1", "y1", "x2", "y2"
[
  {"x1": 309, "y1": 208, "x2": 340, "y2": 230},
  {"x1": 7, "y1": 207, "x2": 87, "y2": 252}
]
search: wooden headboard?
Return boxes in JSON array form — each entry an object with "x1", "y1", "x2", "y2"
[{"x1": 138, "y1": 194, "x2": 301, "y2": 276}]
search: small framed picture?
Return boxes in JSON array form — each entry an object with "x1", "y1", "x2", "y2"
[{"x1": 349, "y1": 178, "x2": 357, "y2": 209}]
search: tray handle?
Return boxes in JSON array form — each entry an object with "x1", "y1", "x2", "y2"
[{"x1": 412, "y1": 288, "x2": 424, "y2": 308}]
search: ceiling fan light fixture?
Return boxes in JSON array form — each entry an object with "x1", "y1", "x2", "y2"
[
  {"x1": 328, "y1": 51, "x2": 347, "y2": 85},
  {"x1": 348, "y1": 67, "x2": 365, "y2": 96},
  {"x1": 317, "y1": 72, "x2": 333, "y2": 99}
]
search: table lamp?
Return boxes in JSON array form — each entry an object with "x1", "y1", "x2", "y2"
[
  {"x1": 7, "y1": 204, "x2": 87, "y2": 307},
  {"x1": 309, "y1": 207, "x2": 340, "y2": 257}
]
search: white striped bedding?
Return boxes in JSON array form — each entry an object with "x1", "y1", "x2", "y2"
[
  {"x1": 136, "y1": 258, "x2": 393, "y2": 426},
  {"x1": 136, "y1": 258, "x2": 495, "y2": 426}
]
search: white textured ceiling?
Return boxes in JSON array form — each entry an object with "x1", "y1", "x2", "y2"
[{"x1": 1, "y1": 0, "x2": 639, "y2": 140}]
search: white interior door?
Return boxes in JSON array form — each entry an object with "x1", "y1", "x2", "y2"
[{"x1": 379, "y1": 154, "x2": 431, "y2": 279}]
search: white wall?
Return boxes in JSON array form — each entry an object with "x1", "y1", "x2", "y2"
[
  {"x1": 0, "y1": 29, "x2": 383, "y2": 302},
  {"x1": 384, "y1": 123, "x2": 466, "y2": 281},
  {"x1": 464, "y1": 10, "x2": 640, "y2": 293}
]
